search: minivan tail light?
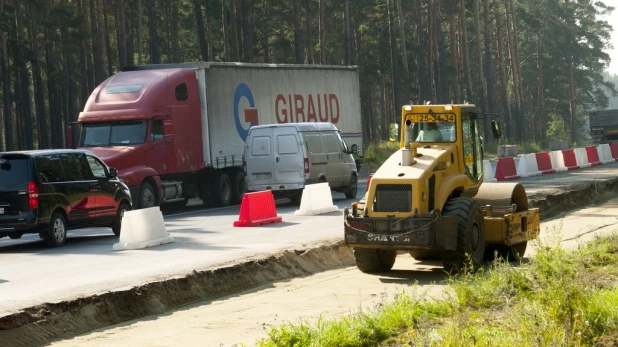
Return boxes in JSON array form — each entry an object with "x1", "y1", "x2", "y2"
[
  {"x1": 243, "y1": 161, "x2": 246, "y2": 173},
  {"x1": 366, "y1": 175, "x2": 373, "y2": 188},
  {"x1": 304, "y1": 158, "x2": 310, "y2": 174},
  {"x1": 28, "y1": 181, "x2": 39, "y2": 210}
]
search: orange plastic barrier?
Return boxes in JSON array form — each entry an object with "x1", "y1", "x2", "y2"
[
  {"x1": 494, "y1": 157, "x2": 520, "y2": 181},
  {"x1": 233, "y1": 191, "x2": 282, "y2": 227},
  {"x1": 585, "y1": 146, "x2": 601, "y2": 166},
  {"x1": 562, "y1": 149, "x2": 579, "y2": 170},
  {"x1": 535, "y1": 152, "x2": 555, "y2": 174}
]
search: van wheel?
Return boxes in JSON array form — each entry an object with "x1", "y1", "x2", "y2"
[
  {"x1": 139, "y1": 182, "x2": 158, "y2": 209},
  {"x1": 112, "y1": 203, "x2": 131, "y2": 236},
  {"x1": 345, "y1": 175, "x2": 358, "y2": 199},
  {"x1": 9, "y1": 233, "x2": 23, "y2": 240},
  {"x1": 44, "y1": 212, "x2": 67, "y2": 247},
  {"x1": 211, "y1": 173, "x2": 232, "y2": 207},
  {"x1": 231, "y1": 172, "x2": 246, "y2": 205}
]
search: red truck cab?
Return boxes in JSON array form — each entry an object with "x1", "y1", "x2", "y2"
[{"x1": 78, "y1": 68, "x2": 204, "y2": 208}]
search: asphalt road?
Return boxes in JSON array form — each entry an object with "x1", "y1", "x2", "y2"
[{"x1": 1, "y1": 161, "x2": 618, "y2": 318}]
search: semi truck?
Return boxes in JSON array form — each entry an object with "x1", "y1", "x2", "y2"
[
  {"x1": 73, "y1": 62, "x2": 363, "y2": 209},
  {"x1": 589, "y1": 109, "x2": 618, "y2": 144}
]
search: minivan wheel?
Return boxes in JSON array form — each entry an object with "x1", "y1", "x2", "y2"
[
  {"x1": 9, "y1": 233, "x2": 23, "y2": 240},
  {"x1": 44, "y1": 213, "x2": 67, "y2": 247},
  {"x1": 139, "y1": 182, "x2": 157, "y2": 209},
  {"x1": 345, "y1": 175, "x2": 358, "y2": 199},
  {"x1": 112, "y1": 203, "x2": 131, "y2": 236}
]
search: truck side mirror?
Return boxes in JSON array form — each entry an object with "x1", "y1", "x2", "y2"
[
  {"x1": 491, "y1": 120, "x2": 502, "y2": 140},
  {"x1": 109, "y1": 167, "x2": 118, "y2": 178}
]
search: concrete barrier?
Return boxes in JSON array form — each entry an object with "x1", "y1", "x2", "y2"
[
  {"x1": 549, "y1": 150, "x2": 568, "y2": 172},
  {"x1": 295, "y1": 183, "x2": 339, "y2": 216},
  {"x1": 535, "y1": 152, "x2": 556, "y2": 174},
  {"x1": 494, "y1": 157, "x2": 520, "y2": 181},
  {"x1": 482, "y1": 159, "x2": 496, "y2": 182},
  {"x1": 113, "y1": 207, "x2": 174, "y2": 251},
  {"x1": 516, "y1": 153, "x2": 541, "y2": 177},
  {"x1": 574, "y1": 147, "x2": 591, "y2": 168},
  {"x1": 598, "y1": 144, "x2": 615, "y2": 164}
]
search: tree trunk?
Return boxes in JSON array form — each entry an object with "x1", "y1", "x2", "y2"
[
  {"x1": 117, "y1": 0, "x2": 128, "y2": 68},
  {"x1": 14, "y1": 0, "x2": 34, "y2": 149},
  {"x1": 505, "y1": 0, "x2": 521, "y2": 141},
  {"x1": 60, "y1": 0, "x2": 76, "y2": 131},
  {"x1": 293, "y1": 0, "x2": 303, "y2": 63},
  {"x1": 137, "y1": 0, "x2": 143, "y2": 64},
  {"x1": 194, "y1": 0, "x2": 209, "y2": 60},
  {"x1": 344, "y1": 0, "x2": 351, "y2": 65},
  {"x1": 536, "y1": 31, "x2": 545, "y2": 144},
  {"x1": 396, "y1": 0, "x2": 411, "y2": 102},
  {"x1": 427, "y1": 0, "x2": 436, "y2": 102},
  {"x1": 229, "y1": 0, "x2": 240, "y2": 61},
  {"x1": 435, "y1": 1, "x2": 449, "y2": 103},
  {"x1": 304, "y1": 0, "x2": 314, "y2": 64},
  {"x1": 147, "y1": 0, "x2": 160, "y2": 63},
  {"x1": 240, "y1": 0, "x2": 253, "y2": 62},
  {"x1": 387, "y1": 0, "x2": 401, "y2": 119},
  {"x1": 170, "y1": 1, "x2": 180, "y2": 63},
  {"x1": 78, "y1": 0, "x2": 90, "y2": 108},
  {"x1": 449, "y1": 15, "x2": 461, "y2": 103},
  {"x1": 222, "y1": 2, "x2": 230, "y2": 60},
  {"x1": 416, "y1": 0, "x2": 429, "y2": 102},
  {"x1": 472, "y1": 0, "x2": 486, "y2": 112},
  {"x1": 45, "y1": 0, "x2": 61, "y2": 148},
  {"x1": 494, "y1": 8, "x2": 512, "y2": 142},
  {"x1": 28, "y1": 3, "x2": 49, "y2": 149},
  {"x1": 482, "y1": 0, "x2": 496, "y2": 139},
  {"x1": 459, "y1": 0, "x2": 473, "y2": 102},
  {"x1": 319, "y1": 0, "x2": 326, "y2": 64},
  {"x1": 0, "y1": 0, "x2": 11, "y2": 151}
]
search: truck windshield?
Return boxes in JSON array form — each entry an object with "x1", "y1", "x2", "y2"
[{"x1": 80, "y1": 120, "x2": 147, "y2": 147}]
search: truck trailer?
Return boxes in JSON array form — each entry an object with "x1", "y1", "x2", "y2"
[
  {"x1": 74, "y1": 62, "x2": 363, "y2": 209},
  {"x1": 589, "y1": 109, "x2": 618, "y2": 144}
]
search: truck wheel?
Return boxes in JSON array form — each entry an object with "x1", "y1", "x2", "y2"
[
  {"x1": 139, "y1": 182, "x2": 158, "y2": 209},
  {"x1": 486, "y1": 242, "x2": 527, "y2": 262},
  {"x1": 441, "y1": 197, "x2": 485, "y2": 273},
  {"x1": 409, "y1": 250, "x2": 441, "y2": 261},
  {"x1": 344, "y1": 175, "x2": 358, "y2": 199},
  {"x1": 211, "y1": 173, "x2": 232, "y2": 207},
  {"x1": 44, "y1": 212, "x2": 67, "y2": 247},
  {"x1": 353, "y1": 248, "x2": 397, "y2": 273},
  {"x1": 112, "y1": 203, "x2": 131, "y2": 236},
  {"x1": 199, "y1": 183, "x2": 212, "y2": 207},
  {"x1": 231, "y1": 172, "x2": 246, "y2": 205}
]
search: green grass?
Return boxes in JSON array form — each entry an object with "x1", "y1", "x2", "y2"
[{"x1": 254, "y1": 232, "x2": 618, "y2": 347}]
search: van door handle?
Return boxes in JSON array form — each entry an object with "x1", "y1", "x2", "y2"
[
  {"x1": 90, "y1": 184, "x2": 101, "y2": 192},
  {"x1": 276, "y1": 157, "x2": 280, "y2": 163}
]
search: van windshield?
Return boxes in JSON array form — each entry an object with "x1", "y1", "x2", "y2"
[
  {"x1": 0, "y1": 155, "x2": 29, "y2": 188},
  {"x1": 80, "y1": 120, "x2": 147, "y2": 147}
]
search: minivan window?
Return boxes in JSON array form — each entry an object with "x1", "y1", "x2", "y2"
[
  {"x1": 35, "y1": 155, "x2": 65, "y2": 183},
  {"x1": 251, "y1": 136, "x2": 271, "y2": 156},
  {"x1": 277, "y1": 135, "x2": 298, "y2": 154},
  {"x1": 304, "y1": 134, "x2": 324, "y2": 154},
  {"x1": 321, "y1": 133, "x2": 340, "y2": 153},
  {"x1": 87, "y1": 156, "x2": 108, "y2": 179},
  {"x1": 60, "y1": 153, "x2": 88, "y2": 181},
  {"x1": 0, "y1": 155, "x2": 29, "y2": 187}
]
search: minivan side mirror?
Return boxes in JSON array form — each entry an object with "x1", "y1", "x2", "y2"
[
  {"x1": 109, "y1": 167, "x2": 118, "y2": 178},
  {"x1": 350, "y1": 144, "x2": 358, "y2": 155}
]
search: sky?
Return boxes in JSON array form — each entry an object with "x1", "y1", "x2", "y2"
[{"x1": 602, "y1": 1, "x2": 618, "y2": 76}]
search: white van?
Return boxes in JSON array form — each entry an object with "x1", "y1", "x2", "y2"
[{"x1": 245, "y1": 123, "x2": 358, "y2": 202}]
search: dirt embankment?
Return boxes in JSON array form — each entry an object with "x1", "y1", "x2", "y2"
[{"x1": 1, "y1": 177, "x2": 618, "y2": 347}]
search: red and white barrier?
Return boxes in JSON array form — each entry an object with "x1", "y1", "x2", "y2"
[
  {"x1": 549, "y1": 150, "x2": 568, "y2": 172},
  {"x1": 494, "y1": 157, "x2": 520, "y2": 181},
  {"x1": 483, "y1": 159, "x2": 496, "y2": 182},
  {"x1": 516, "y1": 153, "x2": 541, "y2": 177},
  {"x1": 598, "y1": 144, "x2": 616, "y2": 164},
  {"x1": 535, "y1": 152, "x2": 556, "y2": 174},
  {"x1": 574, "y1": 147, "x2": 591, "y2": 168}
]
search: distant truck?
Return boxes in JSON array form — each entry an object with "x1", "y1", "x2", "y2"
[
  {"x1": 72, "y1": 62, "x2": 363, "y2": 209},
  {"x1": 589, "y1": 109, "x2": 618, "y2": 144}
]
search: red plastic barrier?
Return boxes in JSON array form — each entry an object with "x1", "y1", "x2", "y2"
[
  {"x1": 585, "y1": 146, "x2": 601, "y2": 166},
  {"x1": 233, "y1": 191, "x2": 282, "y2": 227},
  {"x1": 562, "y1": 149, "x2": 579, "y2": 170},
  {"x1": 494, "y1": 157, "x2": 520, "y2": 181},
  {"x1": 611, "y1": 142, "x2": 618, "y2": 160},
  {"x1": 535, "y1": 152, "x2": 555, "y2": 174}
]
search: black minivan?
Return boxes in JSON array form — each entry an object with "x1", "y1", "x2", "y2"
[{"x1": 0, "y1": 149, "x2": 132, "y2": 246}]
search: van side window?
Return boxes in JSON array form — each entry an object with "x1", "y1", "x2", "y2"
[
  {"x1": 151, "y1": 119, "x2": 164, "y2": 142},
  {"x1": 277, "y1": 135, "x2": 298, "y2": 154},
  {"x1": 35, "y1": 155, "x2": 65, "y2": 183},
  {"x1": 59, "y1": 154, "x2": 87, "y2": 181},
  {"x1": 175, "y1": 83, "x2": 188, "y2": 101},
  {"x1": 321, "y1": 133, "x2": 340, "y2": 154},
  {"x1": 86, "y1": 156, "x2": 108, "y2": 179},
  {"x1": 336, "y1": 133, "x2": 349, "y2": 153},
  {"x1": 251, "y1": 136, "x2": 271, "y2": 156},
  {"x1": 304, "y1": 134, "x2": 324, "y2": 154}
]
